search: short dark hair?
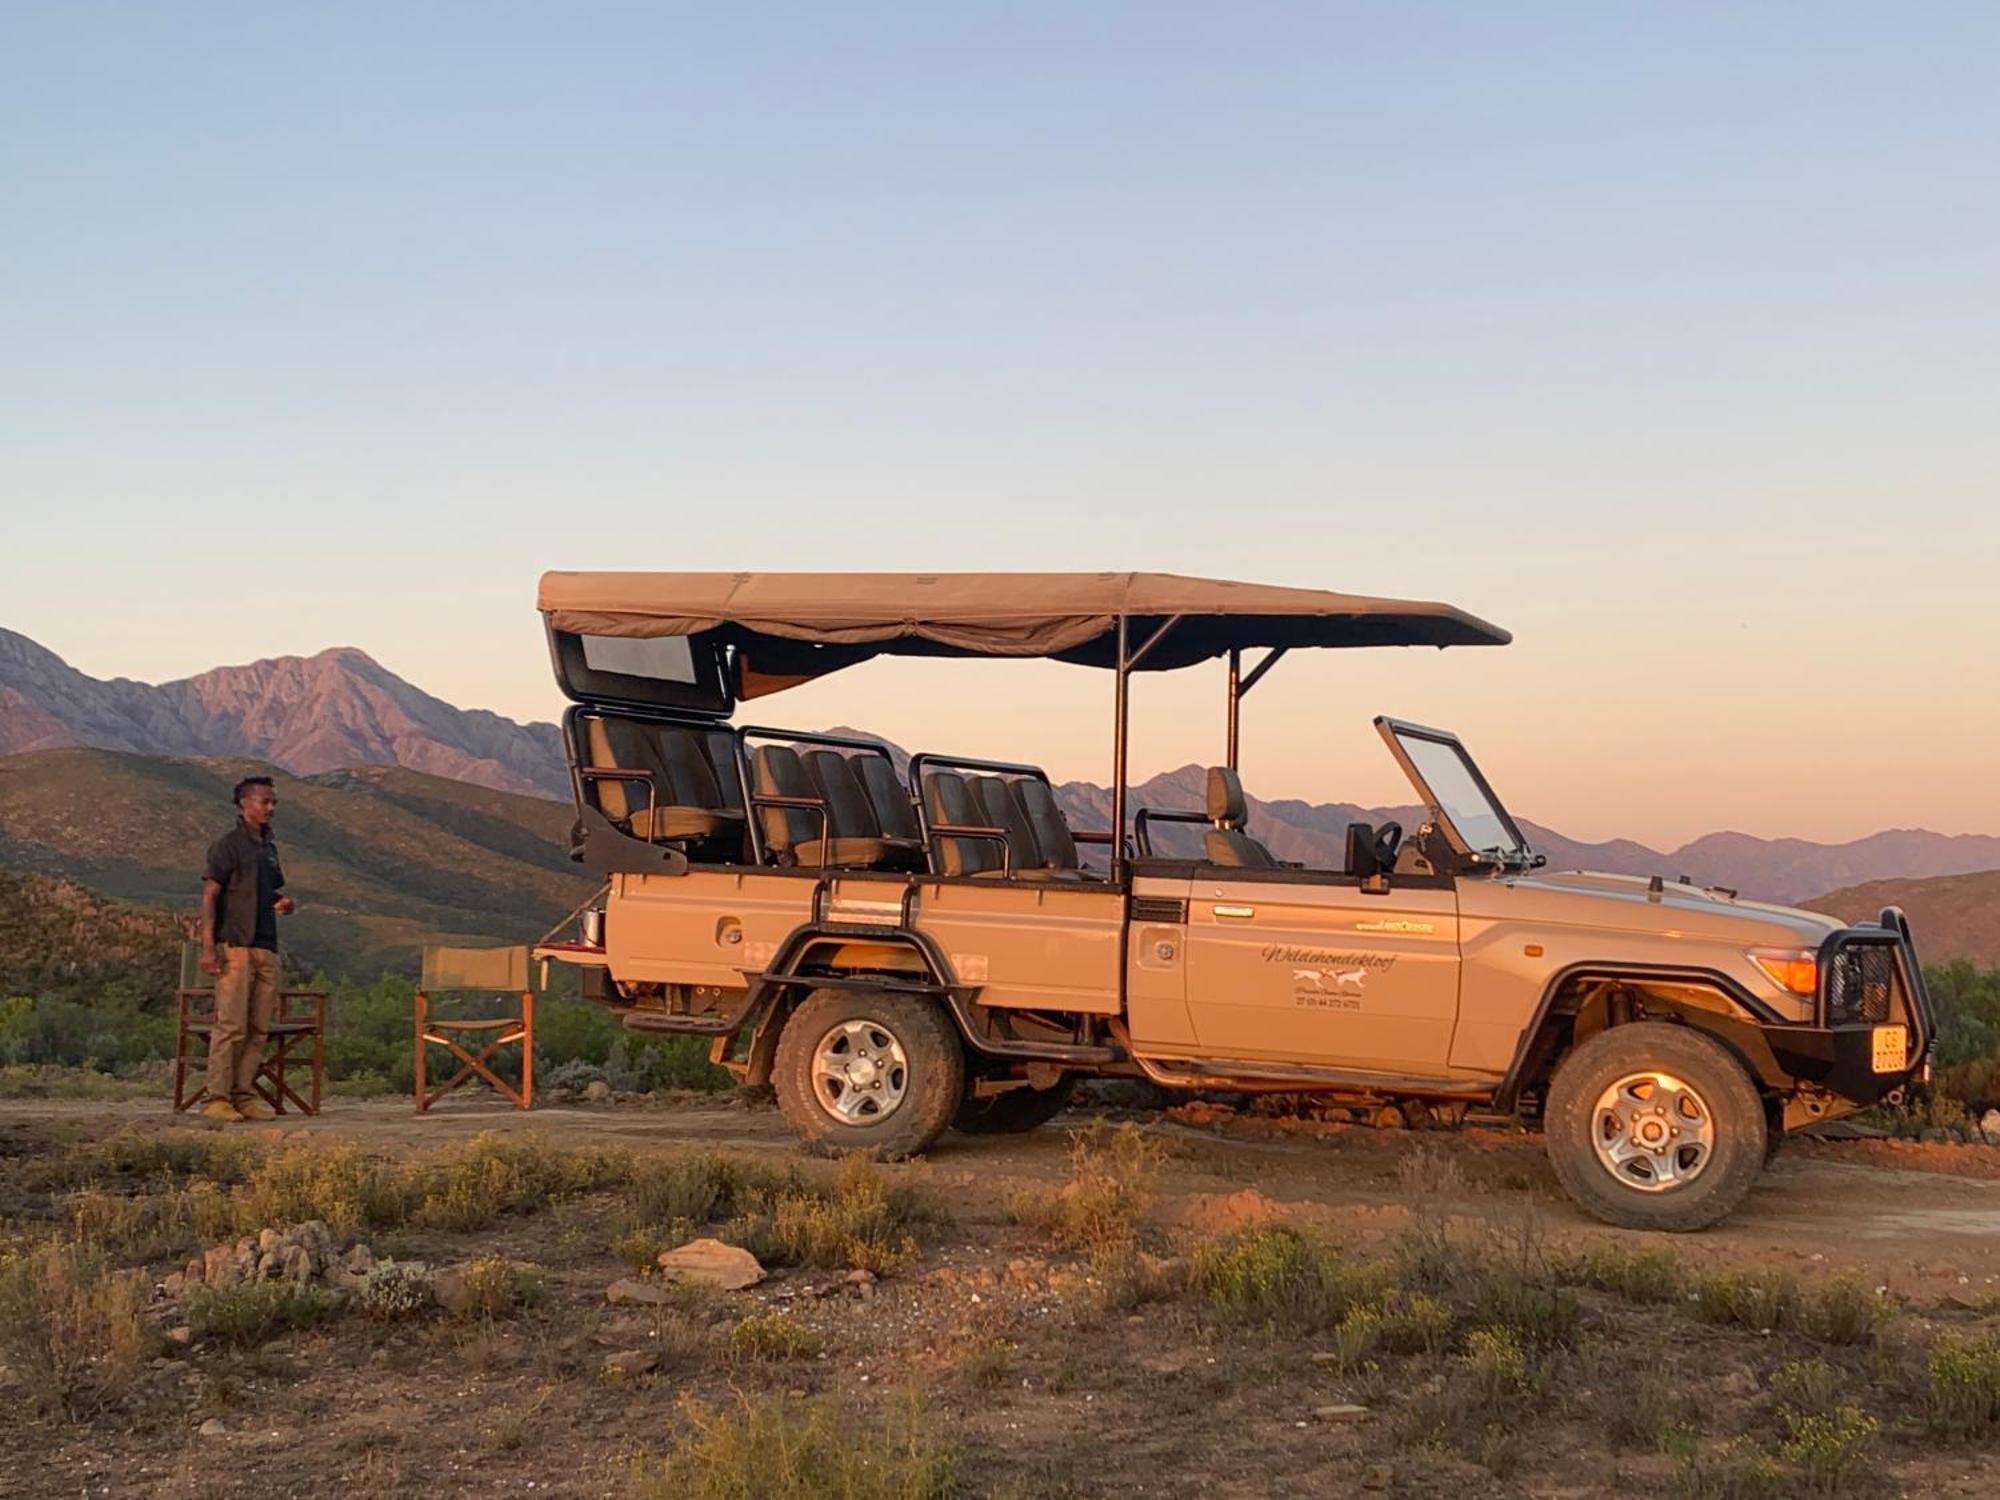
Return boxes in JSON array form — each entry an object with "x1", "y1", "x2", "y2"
[{"x1": 233, "y1": 776, "x2": 276, "y2": 806}]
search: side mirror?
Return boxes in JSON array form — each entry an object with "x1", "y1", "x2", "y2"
[{"x1": 1344, "y1": 821, "x2": 1378, "y2": 879}]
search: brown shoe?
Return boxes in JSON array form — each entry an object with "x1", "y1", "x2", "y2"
[
  {"x1": 200, "y1": 1099, "x2": 244, "y2": 1123},
  {"x1": 234, "y1": 1098, "x2": 276, "y2": 1121}
]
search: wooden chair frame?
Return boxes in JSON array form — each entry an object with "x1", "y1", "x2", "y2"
[
  {"x1": 173, "y1": 985, "x2": 327, "y2": 1116},
  {"x1": 414, "y1": 988, "x2": 534, "y2": 1112}
]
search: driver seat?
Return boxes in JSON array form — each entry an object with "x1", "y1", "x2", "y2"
[{"x1": 1202, "y1": 767, "x2": 1280, "y2": 869}]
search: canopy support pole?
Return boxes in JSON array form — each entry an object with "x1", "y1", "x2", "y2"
[
  {"x1": 1112, "y1": 616, "x2": 1129, "y2": 885},
  {"x1": 1110, "y1": 614, "x2": 1181, "y2": 885},
  {"x1": 1225, "y1": 646, "x2": 1288, "y2": 771}
]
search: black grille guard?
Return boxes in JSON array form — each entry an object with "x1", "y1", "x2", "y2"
[{"x1": 1813, "y1": 905, "x2": 1934, "y2": 1071}]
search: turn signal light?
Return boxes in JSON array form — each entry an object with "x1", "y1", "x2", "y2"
[{"x1": 1751, "y1": 951, "x2": 1819, "y2": 996}]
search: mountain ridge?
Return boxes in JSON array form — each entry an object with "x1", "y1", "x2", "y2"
[
  {"x1": 0, "y1": 627, "x2": 566, "y2": 797},
  {"x1": 5, "y1": 632, "x2": 1997, "y2": 907}
]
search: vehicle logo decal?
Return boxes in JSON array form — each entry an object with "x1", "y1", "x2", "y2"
[
  {"x1": 1354, "y1": 919, "x2": 1436, "y2": 934},
  {"x1": 1259, "y1": 945, "x2": 1394, "y2": 1012}
]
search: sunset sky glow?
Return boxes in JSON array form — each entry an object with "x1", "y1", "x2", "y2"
[{"x1": 3, "y1": 4, "x2": 1996, "y2": 846}]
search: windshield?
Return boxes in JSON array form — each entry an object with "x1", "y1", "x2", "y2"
[{"x1": 1381, "y1": 721, "x2": 1529, "y2": 861}]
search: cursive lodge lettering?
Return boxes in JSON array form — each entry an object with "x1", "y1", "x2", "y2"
[{"x1": 1258, "y1": 945, "x2": 1398, "y2": 971}]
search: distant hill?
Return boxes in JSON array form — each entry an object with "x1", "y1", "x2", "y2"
[
  {"x1": 0, "y1": 748, "x2": 595, "y2": 975},
  {"x1": 0, "y1": 628, "x2": 566, "y2": 797},
  {"x1": 1807, "y1": 870, "x2": 2000, "y2": 967},
  {"x1": 0, "y1": 869, "x2": 188, "y2": 1006}
]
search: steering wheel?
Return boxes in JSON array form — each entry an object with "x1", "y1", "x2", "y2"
[{"x1": 1373, "y1": 821, "x2": 1404, "y2": 867}]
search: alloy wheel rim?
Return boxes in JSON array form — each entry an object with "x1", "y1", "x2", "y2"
[
  {"x1": 1590, "y1": 1070, "x2": 1715, "y2": 1192},
  {"x1": 809, "y1": 1018, "x2": 910, "y2": 1126}
]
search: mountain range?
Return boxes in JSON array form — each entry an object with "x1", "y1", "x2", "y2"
[
  {"x1": 0, "y1": 627, "x2": 566, "y2": 797},
  {"x1": 3, "y1": 627, "x2": 1998, "y2": 915}
]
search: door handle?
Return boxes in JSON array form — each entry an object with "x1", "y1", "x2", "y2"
[{"x1": 1212, "y1": 904, "x2": 1256, "y2": 918}]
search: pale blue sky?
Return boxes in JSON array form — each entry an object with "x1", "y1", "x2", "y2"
[{"x1": 3, "y1": 3, "x2": 1997, "y2": 843}]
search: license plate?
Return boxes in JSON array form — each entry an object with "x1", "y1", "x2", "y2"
[{"x1": 1870, "y1": 1024, "x2": 1909, "y2": 1074}]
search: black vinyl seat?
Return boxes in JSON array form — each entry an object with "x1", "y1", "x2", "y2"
[
  {"x1": 855, "y1": 754, "x2": 923, "y2": 843},
  {"x1": 803, "y1": 749, "x2": 925, "y2": 871},
  {"x1": 754, "y1": 744, "x2": 905, "y2": 868},
  {"x1": 1202, "y1": 766, "x2": 1281, "y2": 869},
  {"x1": 583, "y1": 717, "x2": 745, "y2": 844}
]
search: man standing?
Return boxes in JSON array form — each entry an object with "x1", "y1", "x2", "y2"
[{"x1": 198, "y1": 776, "x2": 295, "y2": 1122}]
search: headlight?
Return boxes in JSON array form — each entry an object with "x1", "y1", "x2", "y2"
[{"x1": 1750, "y1": 949, "x2": 1819, "y2": 996}]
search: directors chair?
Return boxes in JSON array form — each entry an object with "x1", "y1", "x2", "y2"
[{"x1": 414, "y1": 945, "x2": 534, "y2": 1113}]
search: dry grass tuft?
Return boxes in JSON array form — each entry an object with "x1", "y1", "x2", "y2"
[
  {"x1": 630, "y1": 1390, "x2": 957, "y2": 1500},
  {"x1": 1007, "y1": 1122, "x2": 1165, "y2": 1255},
  {"x1": 0, "y1": 1240, "x2": 153, "y2": 1418}
]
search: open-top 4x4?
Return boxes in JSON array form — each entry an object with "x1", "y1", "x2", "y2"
[{"x1": 532, "y1": 571, "x2": 1932, "y2": 1231}]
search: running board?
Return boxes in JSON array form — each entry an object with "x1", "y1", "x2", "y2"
[{"x1": 1132, "y1": 1051, "x2": 1494, "y2": 1101}]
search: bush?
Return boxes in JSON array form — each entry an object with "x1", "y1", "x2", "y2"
[
  {"x1": 1673, "y1": 1437, "x2": 1787, "y2": 1500},
  {"x1": 67, "y1": 1185, "x2": 198, "y2": 1262},
  {"x1": 728, "y1": 1312, "x2": 823, "y2": 1362},
  {"x1": 631, "y1": 1391, "x2": 957, "y2": 1500},
  {"x1": 1799, "y1": 1280, "x2": 1892, "y2": 1345},
  {"x1": 1694, "y1": 1269, "x2": 1799, "y2": 1332},
  {"x1": 728, "y1": 1155, "x2": 935, "y2": 1275},
  {"x1": 226, "y1": 1141, "x2": 409, "y2": 1237},
  {"x1": 0, "y1": 1241, "x2": 152, "y2": 1418},
  {"x1": 452, "y1": 1256, "x2": 545, "y2": 1320},
  {"x1": 1007, "y1": 1123, "x2": 1164, "y2": 1255},
  {"x1": 184, "y1": 1279, "x2": 336, "y2": 1346},
  {"x1": 1187, "y1": 1224, "x2": 1386, "y2": 1330},
  {"x1": 357, "y1": 1260, "x2": 435, "y2": 1320},
  {"x1": 1924, "y1": 1332, "x2": 2000, "y2": 1437},
  {"x1": 1777, "y1": 1405, "x2": 1877, "y2": 1492},
  {"x1": 1559, "y1": 1244, "x2": 1689, "y2": 1304}
]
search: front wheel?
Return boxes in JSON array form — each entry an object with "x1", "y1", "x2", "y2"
[
  {"x1": 773, "y1": 988, "x2": 965, "y2": 1159},
  {"x1": 1544, "y1": 1022, "x2": 1767, "y2": 1232}
]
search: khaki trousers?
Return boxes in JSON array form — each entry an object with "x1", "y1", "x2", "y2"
[{"x1": 208, "y1": 946, "x2": 279, "y2": 1104}]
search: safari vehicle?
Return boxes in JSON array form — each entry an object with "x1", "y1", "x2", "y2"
[{"x1": 532, "y1": 572, "x2": 1934, "y2": 1231}]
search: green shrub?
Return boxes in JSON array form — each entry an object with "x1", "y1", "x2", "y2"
[
  {"x1": 728, "y1": 1312, "x2": 824, "y2": 1362},
  {"x1": 184, "y1": 1279, "x2": 336, "y2": 1346},
  {"x1": 1560, "y1": 1244, "x2": 1689, "y2": 1304},
  {"x1": 1924, "y1": 1332, "x2": 2000, "y2": 1437},
  {"x1": 452, "y1": 1256, "x2": 545, "y2": 1320},
  {"x1": 1694, "y1": 1269, "x2": 1799, "y2": 1332},
  {"x1": 1777, "y1": 1405, "x2": 1877, "y2": 1492},
  {"x1": 1772, "y1": 1358, "x2": 1842, "y2": 1418},
  {"x1": 1673, "y1": 1437, "x2": 1787, "y2": 1500},
  {"x1": 1799, "y1": 1280, "x2": 1892, "y2": 1345},
  {"x1": 1187, "y1": 1224, "x2": 1386, "y2": 1329},
  {"x1": 631, "y1": 1391, "x2": 956, "y2": 1500},
  {"x1": 357, "y1": 1260, "x2": 435, "y2": 1320}
]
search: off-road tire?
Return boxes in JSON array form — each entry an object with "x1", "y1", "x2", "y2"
[
  {"x1": 773, "y1": 987, "x2": 964, "y2": 1159},
  {"x1": 953, "y1": 1074, "x2": 1076, "y2": 1135},
  {"x1": 1545, "y1": 1022, "x2": 1767, "y2": 1232}
]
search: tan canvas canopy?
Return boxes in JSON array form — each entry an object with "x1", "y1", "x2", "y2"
[{"x1": 539, "y1": 571, "x2": 1508, "y2": 693}]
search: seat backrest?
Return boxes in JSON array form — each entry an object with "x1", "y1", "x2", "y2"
[
  {"x1": 973, "y1": 776, "x2": 1043, "y2": 872},
  {"x1": 855, "y1": 755, "x2": 921, "y2": 841},
  {"x1": 923, "y1": 770, "x2": 1004, "y2": 876},
  {"x1": 1205, "y1": 827, "x2": 1283, "y2": 868},
  {"x1": 803, "y1": 749, "x2": 882, "y2": 840},
  {"x1": 1203, "y1": 765, "x2": 1280, "y2": 868},
  {"x1": 1013, "y1": 779, "x2": 1079, "y2": 869},
  {"x1": 752, "y1": 745, "x2": 824, "y2": 856},
  {"x1": 584, "y1": 716, "x2": 650, "y2": 822},
  {"x1": 660, "y1": 728, "x2": 723, "y2": 812},
  {"x1": 702, "y1": 730, "x2": 745, "y2": 812}
]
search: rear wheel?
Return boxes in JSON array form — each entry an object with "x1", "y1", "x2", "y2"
[
  {"x1": 773, "y1": 988, "x2": 964, "y2": 1158},
  {"x1": 1544, "y1": 1022, "x2": 1767, "y2": 1232},
  {"x1": 954, "y1": 1074, "x2": 1076, "y2": 1135}
]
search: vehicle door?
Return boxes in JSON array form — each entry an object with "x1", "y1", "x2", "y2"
[{"x1": 1181, "y1": 867, "x2": 1461, "y2": 1076}]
